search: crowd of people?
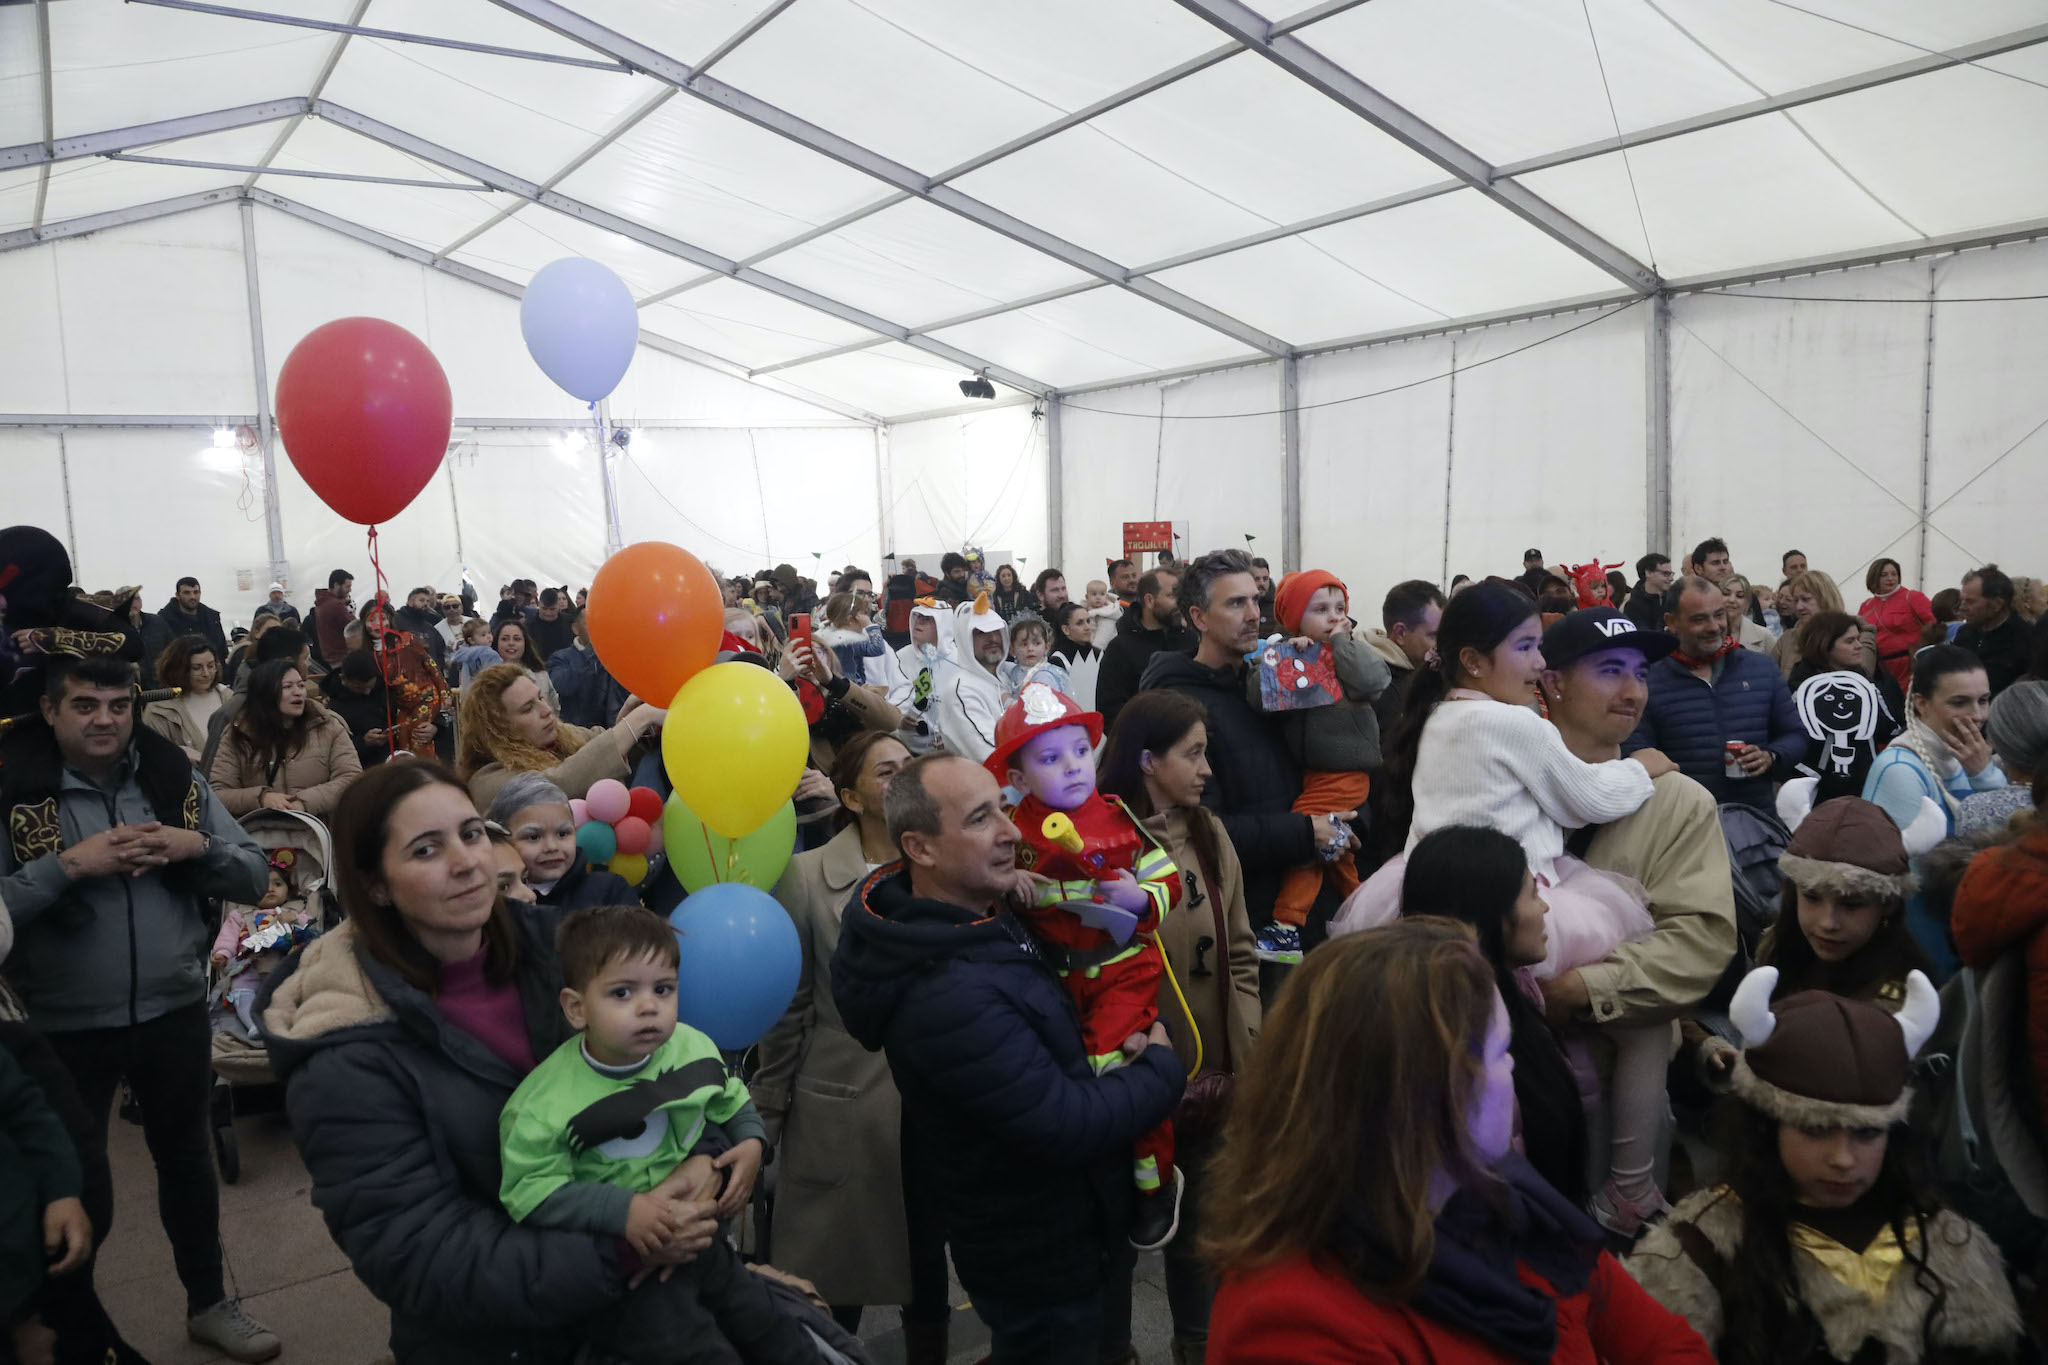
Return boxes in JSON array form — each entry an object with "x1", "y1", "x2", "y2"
[{"x1": 4, "y1": 514, "x2": 2048, "y2": 1365}]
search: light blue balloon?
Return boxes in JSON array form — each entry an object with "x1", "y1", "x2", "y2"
[
  {"x1": 519, "y1": 257, "x2": 639, "y2": 401},
  {"x1": 666, "y1": 884, "x2": 802, "y2": 1050}
]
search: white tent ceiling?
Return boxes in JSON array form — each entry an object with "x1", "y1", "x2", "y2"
[{"x1": 6, "y1": 0, "x2": 2048, "y2": 423}]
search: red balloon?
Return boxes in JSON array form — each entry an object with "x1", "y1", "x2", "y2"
[
  {"x1": 613, "y1": 816, "x2": 652, "y2": 857},
  {"x1": 626, "y1": 786, "x2": 664, "y2": 825},
  {"x1": 275, "y1": 318, "x2": 452, "y2": 525}
]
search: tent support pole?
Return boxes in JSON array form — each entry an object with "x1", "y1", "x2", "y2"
[
  {"x1": 595, "y1": 399, "x2": 623, "y2": 559},
  {"x1": 1441, "y1": 352, "x2": 1457, "y2": 588},
  {"x1": 873, "y1": 425, "x2": 894, "y2": 575},
  {"x1": 56, "y1": 432, "x2": 78, "y2": 573},
  {"x1": 1281, "y1": 357, "x2": 1301, "y2": 574},
  {"x1": 1646, "y1": 293, "x2": 1672, "y2": 554},
  {"x1": 1917, "y1": 259, "x2": 1937, "y2": 591},
  {"x1": 239, "y1": 199, "x2": 288, "y2": 586},
  {"x1": 1046, "y1": 398, "x2": 1064, "y2": 570}
]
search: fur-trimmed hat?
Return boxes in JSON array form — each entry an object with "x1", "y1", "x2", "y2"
[
  {"x1": 1777, "y1": 796, "x2": 1917, "y2": 903},
  {"x1": 1727, "y1": 966, "x2": 1939, "y2": 1129}
]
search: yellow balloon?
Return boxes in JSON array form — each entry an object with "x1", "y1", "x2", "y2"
[
  {"x1": 610, "y1": 853, "x2": 649, "y2": 886},
  {"x1": 661, "y1": 662, "x2": 809, "y2": 838}
]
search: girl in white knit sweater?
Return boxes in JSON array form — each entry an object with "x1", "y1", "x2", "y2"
[{"x1": 1335, "y1": 580, "x2": 1678, "y2": 1233}]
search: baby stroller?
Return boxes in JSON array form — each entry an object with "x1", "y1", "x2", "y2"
[{"x1": 207, "y1": 807, "x2": 337, "y2": 1182}]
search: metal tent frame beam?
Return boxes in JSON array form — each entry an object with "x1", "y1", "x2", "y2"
[
  {"x1": 1167, "y1": 0, "x2": 1657, "y2": 294},
  {"x1": 0, "y1": 186, "x2": 241, "y2": 251},
  {"x1": 485, "y1": 0, "x2": 1294, "y2": 359},
  {"x1": 29, "y1": 0, "x2": 53, "y2": 230},
  {"x1": 0, "y1": 98, "x2": 308, "y2": 170},
  {"x1": 311, "y1": 101, "x2": 1054, "y2": 398},
  {"x1": 124, "y1": 0, "x2": 631, "y2": 71}
]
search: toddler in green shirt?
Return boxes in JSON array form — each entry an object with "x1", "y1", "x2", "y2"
[{"x1": 499, "y1": 904, "x2": 814, "y2": 1365}]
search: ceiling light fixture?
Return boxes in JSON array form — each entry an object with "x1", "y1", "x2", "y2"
[{"x1": 958, "y1": 372, "x2": 996, "y2": 400}]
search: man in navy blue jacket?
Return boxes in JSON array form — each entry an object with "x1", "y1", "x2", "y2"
[
  {"x1": 1625, "y1": 575, "x2": 1804, "y2": 811},
  {"x1": 832, "y1": 754, "x2": 1184, "y2": 1363}
]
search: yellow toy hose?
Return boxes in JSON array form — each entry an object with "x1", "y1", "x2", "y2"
[{"x1": 1041, "y1": 811, "x2": 1204, "y2": 1074}]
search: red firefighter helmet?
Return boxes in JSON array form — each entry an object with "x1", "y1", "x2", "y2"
[{"x1": 985, "y1": 682, "x2": 1104, "y2": 782}]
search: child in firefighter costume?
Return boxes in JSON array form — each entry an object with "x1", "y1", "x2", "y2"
[{"x1": 988, "y1": 681, "x2": 1188, "y2": 1249}]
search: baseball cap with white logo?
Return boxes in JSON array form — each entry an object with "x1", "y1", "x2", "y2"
[{"x1": 1540, "y1": 606, "x2": 1679, "y2": 671}]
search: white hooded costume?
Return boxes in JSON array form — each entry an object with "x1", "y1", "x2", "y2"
[
  {"x1": 925, "y1": 594, "x2": 1009, "y2": 765},
  {"x1": 886, "y1": 598, "x2": 959, "y2": 756}
]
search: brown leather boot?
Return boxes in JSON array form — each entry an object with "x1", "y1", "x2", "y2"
[{"x1": 901, "y1": 1317, "x2": 950, "y2": 1365}]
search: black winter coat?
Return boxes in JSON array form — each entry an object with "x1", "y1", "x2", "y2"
[
  {"x1": 536, "y1": 852, "x2": 636, "y2": 912},
  {"x1": 1095, "y1": 610, "x2": 1197, "y2": 729},
  {"x1": 157, "y1": 598, "x2": 228, "y2": 660},
  {"x1": 259, "y1": 906, "x2": 623, "y2": 1365},
  {"x1": 831, "y1": 867, "x2": 1183, "y2": 1303},
  {"x1": 1139, "y1": 650, "x2": 1320, "y2": 926}
]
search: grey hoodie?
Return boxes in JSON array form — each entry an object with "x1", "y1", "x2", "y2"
[{"x1": 0, "y1": 744, "x2": 267, "y2": 1031}]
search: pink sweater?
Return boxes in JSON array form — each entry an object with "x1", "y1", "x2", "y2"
[{"x1": 438, "y1": 947, "x2": 537, "y2": 1074}]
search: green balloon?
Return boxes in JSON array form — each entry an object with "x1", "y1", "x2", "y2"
[{"x1": 663, "y1": 795, "x2": 797, "y2": 893}]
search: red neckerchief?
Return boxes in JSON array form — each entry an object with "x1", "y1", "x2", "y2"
[{"x1": 1676, "y1": 637, "x2": 1742, "y2": 676}]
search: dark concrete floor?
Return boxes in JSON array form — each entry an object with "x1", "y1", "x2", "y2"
[{"x1": 94, "y1": 1103, "x2": 1182, "y2": 1364}]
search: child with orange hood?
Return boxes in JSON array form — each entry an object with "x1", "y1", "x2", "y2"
[{"x1": 1246, "y1": 570, "x2": 1391, "y2": 937}]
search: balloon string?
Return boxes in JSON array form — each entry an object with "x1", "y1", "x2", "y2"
[{"x1": 368, "y1": 524, "x2": 396, "y2": 757}]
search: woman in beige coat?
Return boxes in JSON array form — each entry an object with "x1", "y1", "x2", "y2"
[
  {"x1": 456, "y1": 662, "x2": 663, "y2": 812},
  {"x1": 1098, "y1": 689, "x2": 1261, "y2": 1365},
  {"x1": 207, "y1": 659, "x2": 363, "y2": 816},
  {"x1": 143, "y1": 634, "x2": 231, "y2": 762},
  {"x1": 752, "y1": 732, "x2": 954, "y2": 1362}
]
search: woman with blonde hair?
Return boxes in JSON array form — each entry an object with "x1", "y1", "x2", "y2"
[
  {"x1": 456, "y1": 662, "x2": 662, "y2": 811},
  {"x1": 1719, "y1": 575, "x2": 1774, "y2": 652},
  {"x1": 1775, "y1": 570, "x2": 1874, "y2": 678},
  {"x1": 1205, "y1": 918, "x2": 1711, "y2": 1363},
  {"x1": 725, "y1": 606, "x2": 780, "y2": 667}
]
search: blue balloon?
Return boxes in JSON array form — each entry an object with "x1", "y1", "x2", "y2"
[
  {"x1": 575, "y1": 819, "x2": 617, "y2": 865},
  {"x1": 666, "y1": 884, "x2": 801, "y2": 1050},
  {"x1": 519, "y1": 257, "x2": 638, "y2": 401}
]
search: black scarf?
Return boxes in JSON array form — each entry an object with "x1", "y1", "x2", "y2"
[
  {"x1": 1339, "y1": 1154, "x2": 1604, "y2": 1363},
  {"x1": 1, "y1": 722, "x2": 202, "y2": 875}
]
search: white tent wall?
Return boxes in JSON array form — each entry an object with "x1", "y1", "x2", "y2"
[
  {"x1": 886, "y1": 404, "x2": 1049, "y2": 573},
  {"x1": 1058, "y1": 365, "x2": 1285, "y2": 574},
  {"x1": 613, "y1": 426, "x2": 882, "y2": 582}
]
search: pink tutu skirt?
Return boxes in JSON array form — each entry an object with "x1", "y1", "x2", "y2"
[{"x1": 1330, "y1": 852, "x2": 1650, "y2": 981}]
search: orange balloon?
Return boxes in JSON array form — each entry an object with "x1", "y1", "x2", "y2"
[{"x1": 585, "y1": 543, "x2": 722, "y2": 702}]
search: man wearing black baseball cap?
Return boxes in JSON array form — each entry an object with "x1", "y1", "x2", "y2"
[
  {"x1": 1535, "y1": 606, "x2": 1737, "y2": 1065},
  {"x1": 1516, "y1": 547, "x2": 1549, "y2": 596}
]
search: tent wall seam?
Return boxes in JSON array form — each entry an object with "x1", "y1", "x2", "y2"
[{"x1": 1916, "y1": 259, "x2": 1936, "y2": 587}]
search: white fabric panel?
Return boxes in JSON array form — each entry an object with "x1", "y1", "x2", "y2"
[
  {"x1": 319, "y1": 4, "x2": 668, "y2": 183},
  {"x1": 10, "y1": 127, "x2": 270, "y2": 232},
  {"x1": 772, "y1": 344, "x2": 1026, "y2": 420},
  {"x1": 54, "y1": 208, "x2": 255, "y2": 414},
  {"x1": 1924, "y1": 239, "x2": 2048, "y2": 592},
  {"x1": 444, "y1": 433, "x2": 605, "y2": 595},
  {"x1": 1789, "y1": 58, "x2": 2048, "y2": 240},
  {"x1": 1670, "y1": 262, "x2": 1929, "y2": 590},
  {"x1": 1296, "y1": 0, "x2": 1754, "y2": 165},
  {"x1": 0, "y1": 247, "x2": 67, "y2": 411},
  {"x1": 0, "y1": 433, "x2": 73, "y2": 545},
  {"x1": 605, "y1": 347, "x2": 857, "y2": 428},
  {"x1": 1444, "y1": 307, "x2": 1645, "y2": 580},
  {"x1": 756, "y1": 199, "x2": 1091, "y2": 329},
  {"x1": 555, "y1": 95, "x2": 883, "y2": 263},
  {"x1": 276, "y1": 454, "x2": 465, "y2": 619},
  {"x1": 1059, "y1": 364, "x2": 1284, "y2": 570},
  {"x1": 0, "y1": 167, "x2": 41, "y2": 234},
  {"x1": 1298, "y1": 190, "x2": 1621, "y2": 319},
  {"x1": 950, "y1": 125, "x2": 1270, "y2": 267},
  {"x1": 708, "y1": 0, "x2": 1063, "y2": 174},
  {"x1": 931, "y1": 288, "x2": 1255, "y2": 389},
  {"x1": 886, "y1": 406, "x2": 1047, "y2": 569},
  {"x1": 561, "y1": 0, "x2": 775, "y2": 68},
  {"x1": 1087, "y1": 53, "x2": 1444, "y2": 229},
  {"x1": 450, "y1": 205, "x2": 705, "y2": 297},
  {"x1": 1299, "y1": 338, "x2": 1454, "y2": 610},
  {"x1": 1151, "y1": 236, "x2": 1447, "y2": 349},
  {"x1": 611, "y1": 427, "x2": 881, "y2": 577},
  {"x1": 0, "y1": 8, "x2": 41, "y2": 149},
  {"x1": 1516, "y1": 115, "x2": 1917, "y2": 281},
  {"x1": 254, "y1": 206, "x2": 434, "y2": 399},
  {"x1": 638, "y1": 281, "x2": 879, "y2": 371},
  {"x1": 65, "y1": 429, "x2": 275, "y2": 624},
  {"x1": 45, "y1": 0, "x2": 339, "y2": 138},
  {"x1": 258, "y1": 121, "x2": 514, "y2": 251}
]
